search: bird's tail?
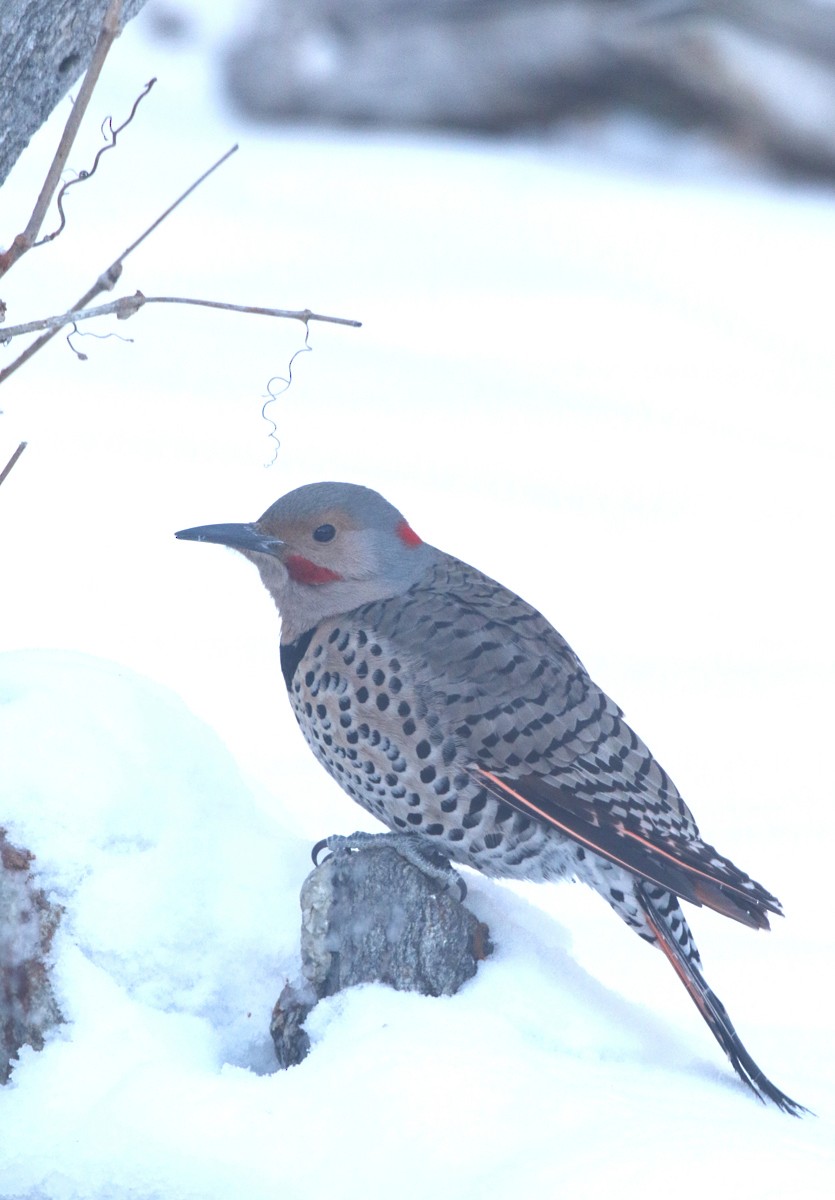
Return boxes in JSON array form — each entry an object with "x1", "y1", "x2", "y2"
[{"x1": 636, "y1": 882, "x2": 809, "y2": 1116}]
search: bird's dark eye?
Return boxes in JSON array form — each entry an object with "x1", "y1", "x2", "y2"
[{"x1": 313, "y1": 523, "x2": 336, "y2": 543}]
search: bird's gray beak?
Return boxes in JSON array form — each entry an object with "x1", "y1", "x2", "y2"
[{"x1": 175, "y1": 522, "x2": 284, "y2": 557}]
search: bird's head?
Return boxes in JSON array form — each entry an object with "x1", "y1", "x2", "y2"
[{"x1": 176, "y1": 481, "x2": 437, "y2": 639}]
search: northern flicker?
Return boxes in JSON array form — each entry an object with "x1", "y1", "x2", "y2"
[{"x1": 176, "y1": 481, "x2": 805, "y2": 1113}]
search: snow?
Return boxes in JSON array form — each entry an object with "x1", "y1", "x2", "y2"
[{"x1": 2, "y1": 2, "x2": 834, "y2": 1196}]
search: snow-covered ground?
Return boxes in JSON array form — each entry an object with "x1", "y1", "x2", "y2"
[{"x1": 2, "y1": 3, "x2": 834, "y2": 1197}]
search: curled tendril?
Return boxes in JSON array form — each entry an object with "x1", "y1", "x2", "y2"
[
  {"x1": 36, "y1": 78, "x2": 157, "y2": 247},
  {"x1": 66, "y1": 320, "x2": 133, "y2": 360},
  {"x1": 262, "y1": 322, "x2": 312, "y2": 466}
]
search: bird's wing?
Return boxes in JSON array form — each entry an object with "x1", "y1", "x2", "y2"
[
  {"x1": 381, "y1": 555, "x2": 782, "y2": 928},
  {"x1": 469, "y1": 765, "x2": 779, "y2": 927}
]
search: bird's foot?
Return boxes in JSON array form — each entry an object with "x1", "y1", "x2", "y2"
[{"x1": 311, "y1": 831, "x2": 467, "y2": 902}]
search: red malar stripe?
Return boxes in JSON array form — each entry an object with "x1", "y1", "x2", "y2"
[{"x1": 285, "y1": 555, "x2": 343, "y2": 585}]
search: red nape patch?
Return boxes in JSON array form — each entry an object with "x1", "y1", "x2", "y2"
[
  {"x1": 285, "y1": 555, "x2": 343, "y2": 585},
  {"x1": 396, "y1": 519, "x2": 422, "y2": 547}
]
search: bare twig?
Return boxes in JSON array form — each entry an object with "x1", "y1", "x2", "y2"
[
  {"x1": 0, "y1": 0, "x2": 124, "y2": 278},
  {"x1": 0, "y1": 146, "x2": 239, "y2": 386},
  {"x1": 38, "y1": 77, "x2": 157, "y2": 247},
  {"x1": 134, "y1": 297, "x2": 361, "y2": 326},
  {"x1": 106, "y1": 143, "x2": 239, "y2": 267},
  {"x1": 1, "y1": 293, "x2": 362, "y2": 342},
  {"x1": 0, "y1": 442, "x2": 27, "y2": 489}
]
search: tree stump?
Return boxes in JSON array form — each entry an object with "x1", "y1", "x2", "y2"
[
  {"x1": 0, "y1": 830, "x2": 63, "y2": 1084},
  {"x1": 271, "y1": 842, "x2": 491, "y2": 1068}
]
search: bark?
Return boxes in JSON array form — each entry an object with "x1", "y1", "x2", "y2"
[
  {"x1": 0, "y1": 0, "x2": 149, "y2": 186},
  {"x1": 0, "y1": 830, "x2": 63, "y2": 1084},
  {"x1": 271, "y1": 843, "x2": 491, "y2": 1068}
]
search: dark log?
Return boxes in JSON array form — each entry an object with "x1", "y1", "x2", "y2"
[{"x1": 226, "y1": 0, "x2": 835, "y2": 176}]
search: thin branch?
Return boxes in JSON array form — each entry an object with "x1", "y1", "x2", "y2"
[
  {"x1": 140, "y1": 297, "x2": 361, "y2": 326},
  {"x1": 0, "y1": 145, "x2": 239, "y2": 386},
  {"x1": 0, "y1": 0, "x2": 124, "y2": 278},
  {"x1": 1, "y1": 293, "x2": 362, "y2": 342},
  {"x1": 0, "y1": 442, "x2": 27, "y2": 489},
  {"x1": 110, "y1": 143, "x2": 239, "y2": 266}
]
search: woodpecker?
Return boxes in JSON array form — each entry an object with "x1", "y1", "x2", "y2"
[{"x1": 177, "y1": 481, "x2": 806, "y2": 1113}]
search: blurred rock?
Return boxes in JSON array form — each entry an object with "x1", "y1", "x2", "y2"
[
  {"x1": 0, "y1": 830, "x2": 63, "y2": 1084},
  {"x1": 226, "y1": 0, "x2": 835, "y2": 176},
  {"x1": 271, "y1": 842, "x2": 491, "y2": 1068}
]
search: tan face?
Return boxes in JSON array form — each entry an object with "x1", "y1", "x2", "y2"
[
  {"x1": 255, "y1": 505, "x2": 377, "y2": 585},
  {"x1": 255, "y1": 503, "x2": 423, "y2": 586}
]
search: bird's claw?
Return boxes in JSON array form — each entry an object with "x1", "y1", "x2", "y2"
[
  {"x1": 310, "y1": 831, "x2": 467, "y2": 901},
  {"x1": 311, "y1": 838, "x2": 331, "y2": 866}
]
